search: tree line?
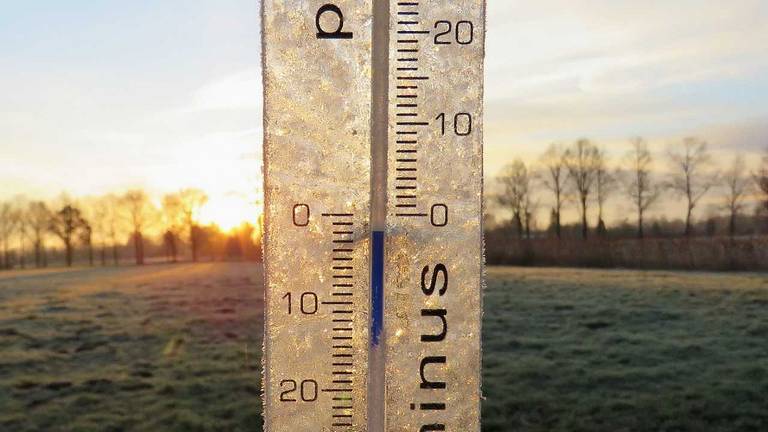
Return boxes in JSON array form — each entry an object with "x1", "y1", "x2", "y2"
[
  {"x1": 492, "y1": 138, "x2": 768, "y2": 240},
  {"x1": 0, "y1": 188, "x2": 261, "y2": 270}
]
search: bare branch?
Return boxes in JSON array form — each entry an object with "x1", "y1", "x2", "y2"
[
  {"x1": 564, "y1": 139, "x2": 600, "y2": 239},
  {"x1": 666, "y1": 137, "x2": 718, "y2": 236},
  {"x1": 721, "y1": 155, "x2": 752, "y2": 236},
  {"x1": 495, "y1": 159, "x2": 534, "y2": 238},
  {"x1": 754, "y1": 149, "x2": 768, "y2": 212},
  {"x1": 621, "y1": 138, "x2": 661, "y2": 238},
  {"x1": 121, "y1": 189, "x2": 156, "y2": 265},
  {"x1": 539, "y1": 143, "x2": 568, "y2": 238}
]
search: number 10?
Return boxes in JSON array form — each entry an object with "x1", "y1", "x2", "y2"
[{"x1": 436, "y1": 112, "x2": 472, "y2": 136}]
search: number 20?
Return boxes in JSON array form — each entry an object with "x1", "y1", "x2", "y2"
[
  {"x1": 434, "y1": 20, "x2": 474, "y2": 45},
  {"x1": 279, "y1": 379, "x2": 318, "y2": 402}
]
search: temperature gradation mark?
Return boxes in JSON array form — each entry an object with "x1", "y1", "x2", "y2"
[
  {"x1": 322, "y1": 213, "x2": 358, "y2": 428},
  {"x1": 385, "y1": 1, "x2": 484, "y2": 430},
  {"x1": 393, "y1": 0, "x2": 429, "y2": 219},
  {"x1": 262, "y1": 0, "x2": 484, "y2": 430},
  {"x1": 262, "y1": 1, "x2": 372, "y2": 430}
]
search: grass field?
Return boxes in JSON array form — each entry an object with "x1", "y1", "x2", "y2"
[
  {"x1": 1, "y1": 263, "x2": 767, "y2": 431},
  {"x1": 0, "y1": 263, "x2": 263, "y2": 431},
  {"x1": 483, "y1": 267, "x2": 768, "y2": 432}
]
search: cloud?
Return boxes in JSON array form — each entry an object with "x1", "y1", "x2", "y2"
[
  {"x1": 485, "y1": 1, "x2": 768, "y2": 111},
  {"x1": 483, "y1": 0, "x2": 768, "y2": 178},
  {"x1": 187, "y1": 68, "x2": 262, "y2": 112},
  {"x1": 695, "y1": 120, "x2": 768, "y2": 153}
]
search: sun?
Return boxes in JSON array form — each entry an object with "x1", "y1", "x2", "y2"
[{"x1": 198, "y1": 194, "x2": 260, "y2": 232}]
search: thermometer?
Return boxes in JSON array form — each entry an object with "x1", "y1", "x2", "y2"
[{"x1": 261, "y1": 1, "x2": 485, "y2": 430}]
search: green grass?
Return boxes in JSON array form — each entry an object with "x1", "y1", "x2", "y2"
[
  {"x1": 1, "y1": 264, "x2": 767, "y2": 431},
  {"x1": 483, "y1": 267, "x2": 768, "y2": 432},
  {"x1": 0, "y1": 263, "x2": 262, "y2": 431}
]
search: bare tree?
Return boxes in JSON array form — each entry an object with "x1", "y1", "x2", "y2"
[
  {"x1": 0, "y1": 202, "x2": 15, "y2": 269},
  {"x1": 102, "y1": 194, "x2": 123, "y2": 266},
  {"x1": 622, "y1": 139, "x2": 661, "y2": 239},
  {"x1": 594, "y1": 146, "x2": 616, "y2": 236},
  {"x1": 564, "y1": 139, "x2": 600, "y2": 239},
  {"x1": 79, "y1": 221, "x2": 94, "y2": 266},
  {"x1": 722, "y1": 156, "x2": 752, "y2": 237},
  {"x1": 49, "y1": 204, "x2": 88, "y2": 267},
  {"x1": 28, "y1": 201, "x2": 51, "y2": 267},
  {"x1": 12, "y1": 197, "x2": 29, "y2": 269},
  {"x1": 667, "y1": 137, "x2": 718, "y2": 237},
  {"x1": 539, "y1": 144, "x2": 568, "y2": 239},
  {"x1": 496, "y1": 159, "x2": 533, "y2": 239},
  {"x1": 755, "y1": 150, "x2": 768, "y2": 213},
  {"x1": 177, "y1": 188, "x2": 208, "y2": 262},
  {"x1": 524, "y1": 198, "x2": 540, "y2": 239},
  {"x1": 87, "y1": 198, "x2": 110, "y2": 266},
  {"x1": 162, "y1": 194, "x2": 184, "y2": 262},
  {"x1": 122, "y1": 190, "x2": 154, "y2": 265}
]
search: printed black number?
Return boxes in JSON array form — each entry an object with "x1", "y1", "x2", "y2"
[
  {"x1": 293, "y1": 204, "x2": 310, "y2": 226},
  {"x1": 279, "y1": 379, "x2": 318, "y2": 402},
  {"x1": 279, "y1": 379, "x2": 297, "y2": 401},
  {"x1": 301, "y1": 379, "x2": 318, "y2": 401},
  {"x1": 433, "y1": 20, "x2": 474, "y2": 45},
  {"x1": 283, "y1": 292, "x2": 318, "y2": 315},
  {"x1": 456, "y1": 21, "x2": 474, "y2": 45},
  {"x1": 431, "y1": 204, "x2": 448, "y2": 227},
  {"x1": 434, "y1": 20, "x2": 452, "y2": 45},
  {"x1": 300, "y1": 292, "x2": 318, "y2": 314},
  {"x1": 436, "y1": 112, "x2": 472, "y2": 136}
]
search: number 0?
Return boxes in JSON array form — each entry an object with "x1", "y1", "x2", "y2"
[{"x1": 431, "y1": 204, "x2": 448, "y2": 227}]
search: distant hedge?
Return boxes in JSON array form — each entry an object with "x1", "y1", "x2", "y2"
[{"x1": 486, "y1": 234, "x2": 768, "y2": 272}]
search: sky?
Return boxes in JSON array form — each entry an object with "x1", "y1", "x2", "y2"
[{"x1": 1, "y1": 0, "x2": 767, "y2": 228}]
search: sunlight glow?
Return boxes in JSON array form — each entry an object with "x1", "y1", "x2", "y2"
[{"x1": 199, "y1": 194, "x2": 260, "y2": 232}]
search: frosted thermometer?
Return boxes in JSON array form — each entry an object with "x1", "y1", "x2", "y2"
[{"x1": 262, "y1": 1, "x2": 485, "y2": 430}]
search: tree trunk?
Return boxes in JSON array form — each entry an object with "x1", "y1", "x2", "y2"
[
  {"x1": 729, "y1": 212, "x2": 736, "y2": 238},
  {"x1": 65, "y1": 241, "x2": 73, "y2": 267},
  {"x1": 597, "y1": 206, "x2": 606, "y2": 237},
  {"x1": 172, "y1": 237, "x2": 177, "y2": 263},
  {"x1": 112, "y1": 244, "x2": 119, "y2": 266},
  {"x1": 581, "y1": 198, "x2": 588, "y2": 240},
  {"x1": 191, "y1": 225, "x2": 198, "y2": 262},
  {"x1": 685, "y1": 207, "x2": 693, "y2": 237},
  {"x1": 596, "y1": 219, "x2": 607, "y2": 237},
  {"x1": 34, "y1": 241, "x2": 41, "y2": 268},
  {"x1": 513, "y1": 213, "x2": 523, "y2": 239},
  {"x1": 134, "y1": 232, "x2": 144, "y2": 265},
  {"x1": 524, "y1": 213, "x2": 531, "y2": 239},
  {"x1": 637, "y1": 209, "x2": 644, "y2": 239}
]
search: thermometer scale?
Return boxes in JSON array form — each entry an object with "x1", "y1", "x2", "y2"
[{"x1": 262, "y1": 1, "x2": 485, "y2": 430}]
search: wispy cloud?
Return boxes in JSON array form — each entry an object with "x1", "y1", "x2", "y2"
[
  {"x1": 487, "y1": 1, "x2": 768, "y2": 100},
  {"x1": 187, "y1": 68, "x2": 262, "y2": 112},
  {"x1": 485, "y1": 0, "x2": 768, "y2": 176}
]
